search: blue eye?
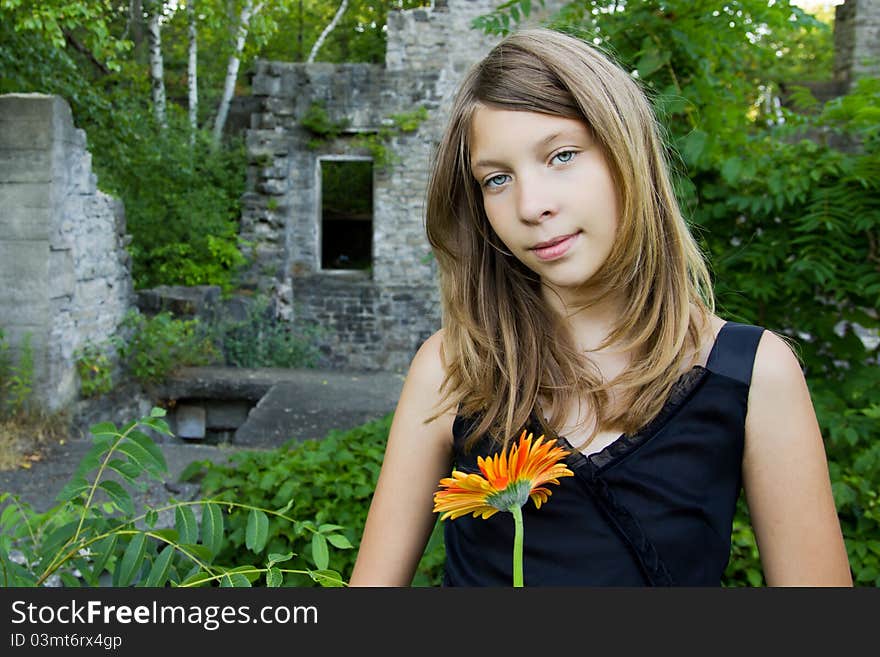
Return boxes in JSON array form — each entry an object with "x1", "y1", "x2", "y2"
[
  {"x1": 552, "y1": 150, "x2": 575, "y2": 164},
  {"x1": 485, "y1": 174, "x2": 510, "y2": 188}
]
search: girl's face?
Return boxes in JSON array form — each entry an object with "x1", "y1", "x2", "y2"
[{"x1": 469, "y1": 106, "x2": 619, "y2": 305}]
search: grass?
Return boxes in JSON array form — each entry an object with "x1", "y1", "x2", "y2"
[{"x1": 0, "y1": 410, "x2": 70, "y2": 471}]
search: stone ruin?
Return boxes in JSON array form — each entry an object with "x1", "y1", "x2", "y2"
[{"x1": 239, "y1": 0, "x2": 504, "y2": 371}]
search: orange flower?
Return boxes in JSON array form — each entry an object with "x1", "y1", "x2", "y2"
[{"x1": 433, "y1": 430, "x2": 574, "y2": 520}]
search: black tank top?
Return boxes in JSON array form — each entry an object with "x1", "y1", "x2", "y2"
[{"x1": 443, "y1": 322, "x2": 765, "y2": 586}]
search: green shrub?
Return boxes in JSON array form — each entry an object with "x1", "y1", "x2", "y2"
[
  {"x1": 200, "y1": 296, "x2": 324, "y2": 369},
  {"x1": 75, "y1": 342, "x2": 115, "y2": 399},
  {"x1": 118, "y1": 311, "x2": 220, "y2": 385},
  {"x1": 0, "y1": 408, "x2": 348, "y2": 587},
  {"x1": 0, "y1": 331, "x2": 33, "y2": 417},
  {"x1": 184, "y1": 413, "x2": 446, "y2": 586}
]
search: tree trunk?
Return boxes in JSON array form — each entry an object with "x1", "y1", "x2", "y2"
[
  {"x1": 146, "y1": 2, "x2": 167, "y2": 128},
  {"x1": 188, "y1": 0, "x2": 198, "y2": 140},
  {"x1": 307, "y1": 0, "x2": 349, "y2": 64},
  {"x1": 129, "y1": 0, "x2": 147, "y2": 64},
  {"x1": 212, "y1": 0, "x2": 262, "y2": 146}
]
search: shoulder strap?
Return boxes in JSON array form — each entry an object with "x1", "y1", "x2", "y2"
[{"x1": 705, "y1": 322, "x2": 765, "y2": 385}]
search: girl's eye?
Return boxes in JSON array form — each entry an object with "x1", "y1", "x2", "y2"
[
  {"x1": 484, "y1": 174, "x2": 510, "y2": 189},
  {"x1": 552, "y1": 150, "x2": 576, "y2": 164}
]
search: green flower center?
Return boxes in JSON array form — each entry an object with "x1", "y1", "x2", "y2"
[{"x1": 486, "y1": 479, "x2": 532, "y2": 512}]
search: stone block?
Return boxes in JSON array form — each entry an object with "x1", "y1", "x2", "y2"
[
  {"x1": 175, "y1": 404, "x2": 206, "y2": 440},
  {"x1": 0, "y1": 185, "x2": 50, "y2": 240},
  {"x1": 0, "y1": 118, "x2": 52, "y2": 150},
  {"x1": 0, "y1": 149, "x2": 52, "y2": 184},
  {"x1": 0, "y1": 93, "x2": 57, "y2": 124},
  {"x1": 205, "y1": 400, "x2": 252, "y2": 430},
  {"x1": 0, "y1": 240, "x2": 49, "y2": 323},
  {"x1": 48, "y1": 247, "x2": 75, "y2": 299}
]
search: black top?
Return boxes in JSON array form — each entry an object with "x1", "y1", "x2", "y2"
[{"x1": 442, "y1": 322, "x2": 765, "y2": 586}]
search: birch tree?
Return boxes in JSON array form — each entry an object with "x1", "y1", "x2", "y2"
[
  {"x1": 187, "y1": 0, "x2": 199, "y2": 139},
  {"x1": 307, "y1": 0, "x2": 349, "y2": 63},
  {"x1": 212, "y1": 0, "x2": 264, "y2": 146},
  {"x1": 146, "y1": 0, "x2": 167, "y2": 128}
]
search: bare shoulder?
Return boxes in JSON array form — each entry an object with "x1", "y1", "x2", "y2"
[
  {"x1": 746, "y1": 329, "x2": 811, "y2": 437},
  {"x1": 397, "y1": 328, "x2": 455, "y2": 445},
  {"x1": 409, "y1": 328, "x2": 448, "y2": 381},
  {"x1": 750, "y1": 329, "x2": 806, "y2": 393}
]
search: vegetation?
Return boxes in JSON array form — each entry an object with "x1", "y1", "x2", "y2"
[
  {"x1": 200, "y1": 295, "x2": 325, "y2": 369},
  {"x1": 0, "y1": 408, "x2": 349, "y2": 586},
  {"x1": 0, "y1": 329, "x2": 70, "y2": 472},
  {"x1": 182, "y1": 413, "x2": 445, "y2": 586}
]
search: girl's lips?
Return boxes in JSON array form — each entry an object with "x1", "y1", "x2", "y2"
[{"x1": 530, "y1": 232, "x2": 580, "y2": 261}]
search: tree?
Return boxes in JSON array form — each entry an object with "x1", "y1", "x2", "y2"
[
  {"x1": 212, "y1": 0, "x2": 264, "y2": 145},
  {"x1": 187, "y1": 0, "x2": 198, "y2": 137},
  {"x1": 146, "y1": 0, "x2": 167, "y2": 127},
  {"x1": 307, "y1": 0, "x2": 348, "y2": 63}
]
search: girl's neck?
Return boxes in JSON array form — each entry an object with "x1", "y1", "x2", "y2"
[{"x1": 541, "y1": 284, "x2": 628, "y2": 355}]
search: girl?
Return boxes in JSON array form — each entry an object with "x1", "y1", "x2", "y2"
[{"x1": 349, "y1": 28, "x2": 852, "y2": 586}]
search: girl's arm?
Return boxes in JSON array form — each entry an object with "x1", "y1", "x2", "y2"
[
  {"x1": 349, "y1": 330, "x2": 455, "y2": 586},
  {"x1": 742, "y1": 331, "x2": 853, "y2": 586}
]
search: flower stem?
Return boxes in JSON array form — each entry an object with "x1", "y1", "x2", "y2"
[{"x1": 510, "y1": 505, "x2": 524, "y2": 587}]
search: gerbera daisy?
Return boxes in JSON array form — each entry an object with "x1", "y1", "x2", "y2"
[
  {"x1": 433, "y1": 430, "x2": 573, "y2": 586},
  {"x1": 433, "y1": 429, "x2": 574, "y2": 520}
]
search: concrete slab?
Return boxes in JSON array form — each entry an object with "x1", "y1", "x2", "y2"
[{"x1": 234, "y1": 371, "x2": 404, "y2": 447}]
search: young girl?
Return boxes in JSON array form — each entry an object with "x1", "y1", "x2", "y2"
[{"x1": 349, "y1": 28, "x2": 852, "y2": 586}]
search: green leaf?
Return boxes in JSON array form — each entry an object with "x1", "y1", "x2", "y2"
[
  {"x1": 175, "y1": 506, "x2": 198, "y2": 545},
  {"x1": 144, "y1": 545, "x2": 174, "y2": 587},
  {"x1": 98, "y1": 480, "x2": 133, "y2": 515},
  {"x1": 55, "y1": 476, "x2": 90, "y2": 504},
  {"x1": 150, "y1": 407, "x2": 166, "y2": 418},
  {"x1": 42, "y1": 520, "x2": 84, "y2": 558},
  {"x1": 636, "y1": 46, "x2": 669, "y2": 78},
  {"x1": 681, "y1": 129, "x2": 708, "y2": 166},
  {"x1": 89, "y1": 421, "x2": 118, "y2": 438},
  {"x1": 179, "y1": 543, "x2": 212, "y2": 562},
  {"x1": 326, "y1": 534, "x2": 353, "y2": 550},
  {"x1": 114, "y1": 532, "x2": 147, "y2": 586},
  {"x1": 59, "y1": 572, "x2": 82, "y2": 587},
  {"x1": 266, "y1": 567, "x2": 282, "y2": 587},
  {"x1": 114, "y1": 440, "x2": 160, "y2": 474},
  {"x1": 179, "y1": 460, "x2": 208, "y2": 482},
  {"x1": 310, "y1": 569, "x2": 346, "y2": 587},
  {"x1": 201, "y1": 503, "x2": 224, "y2": 558},
  {"x1": 221, "y1": 573, "x2": 252, "y2": 587},
  {"x1": 150, "y1": 528, "x2": 179, "y2": 544},
  {"x1": 721, "y1": 157, "x2": 743, "y2": 185},
  {"x1": 128, "y1": 430, "x2": 168, "y2": 472},
  {"x1": 89, "y1": 534, "x2": 118, "y2": 581},
  {"x1": 275, "y1": 499, "x2": 294, "y2": 515},
  {"x1": 245, "y1": 510, "x2": 268, "y2": 553},
  {"x1": 268, "y1": 551, "x2": 293, "y2": 566},
  {"x1": 311, "y1": 533, "x2": 329, "y2": 570},
  {"x1": 106, "y1": 459, "x2": 141, "y2": 485}
]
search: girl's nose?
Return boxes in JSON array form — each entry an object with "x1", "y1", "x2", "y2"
[{"x1": 516, "y1": 174, "x2": 558, "y2": 224}]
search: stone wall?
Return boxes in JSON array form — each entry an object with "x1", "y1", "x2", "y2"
[
  {"x1": 241, "y1": 0, "x2": 503, "y2": 371},
  {"x1": 834, "y1": 0, "x2": 880, "y2": 89},
  {"x1": 0, "y1": 94, "x2": 133, "y2": 410}
]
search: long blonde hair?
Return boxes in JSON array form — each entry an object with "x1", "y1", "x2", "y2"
[{"x1": 425, "y1": 28, "x2": 714, "y2": 451}]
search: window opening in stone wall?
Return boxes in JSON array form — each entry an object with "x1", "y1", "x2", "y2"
[{"x1": 320, "y1": 158, "x2": 373, "y2": 271}]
